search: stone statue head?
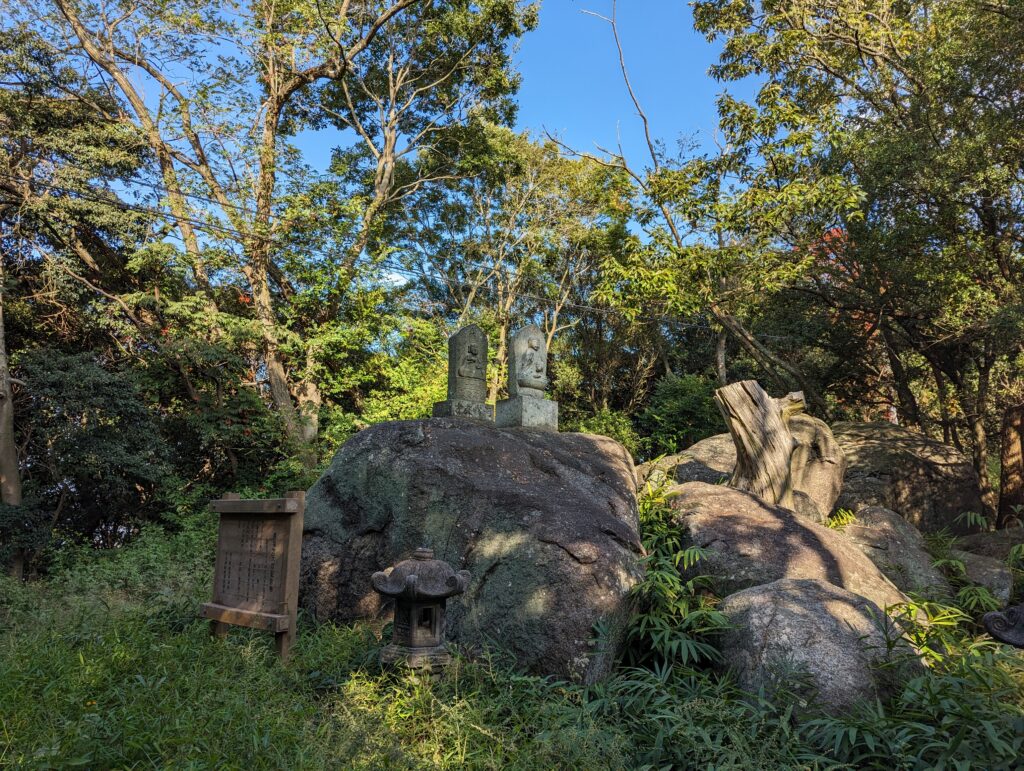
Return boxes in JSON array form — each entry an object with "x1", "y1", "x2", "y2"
[
  {"x1": 447, "y1": 325, "x2": 488, "y2": 402},
  {"x1": 509, "y1": 324, "x2": 548, "y2": 398}
]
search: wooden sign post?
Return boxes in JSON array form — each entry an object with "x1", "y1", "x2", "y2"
[{"x1": 199, "y1": 490, "x2": 305, "y2": 660}]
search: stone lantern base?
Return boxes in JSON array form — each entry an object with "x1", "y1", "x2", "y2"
[{"x1": 380, "y1": 643, "x2": 452, "y2": 671}]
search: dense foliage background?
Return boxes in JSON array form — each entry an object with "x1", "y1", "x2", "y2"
[{"x1": 0, "y1": 0, "x2": 1022, "y2": 570}]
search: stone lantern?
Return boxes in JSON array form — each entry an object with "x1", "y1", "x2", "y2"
[{"x1": 371, "y1": 547, "x2": 470, "y2": 669}]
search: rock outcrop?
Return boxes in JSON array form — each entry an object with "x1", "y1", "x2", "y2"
[
  {"x1": 834, "y1": 422, "x2": 985, "y2": 534},
  {"x1": 640, "y1": 433, "x2": 735, "y2": 487},
  {"x1": 718, "y1": 578, "x2": 921, "y2": 713},
  {"x1": 838, "y1": 506, "x2": 952, "y2": 599},
  {"x1": 788, "y1": 415, "x2": 847, "y2": 522},
  {"x1": 299, "y1": 418, "x2": 644, "y2": 683},
  {"x1": 667, "y1": 482, "x2": 908, "y2": 612}
]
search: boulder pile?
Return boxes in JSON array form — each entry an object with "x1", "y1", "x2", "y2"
[{"x1": 299, "y1": 380, "x2": 1019, "y2": 708}]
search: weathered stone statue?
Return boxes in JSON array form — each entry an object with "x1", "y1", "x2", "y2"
[
  {"x1": 433, "y1": 325, "x2": 494, "y2": 421},
  {"x1": 496, "y1": 324, "x2": 558, "y2": 430}
]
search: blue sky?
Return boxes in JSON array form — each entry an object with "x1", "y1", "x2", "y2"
[
  {"x1": 293, "y1": 2, "x2": 744, "y2": 174},
  {"x1": 514, "y1": 1, "x2": 735, "y2": 167}
]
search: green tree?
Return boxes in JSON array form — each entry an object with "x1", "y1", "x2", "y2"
[
  {"x1": 579, "y1": 3, "x2": 860, "y2": 415},
  {"x1": 10, "y1": 0, "x2": 534, "y2": 469},
  {"x1": 693, "y1": 0, "x2": 1024, "y2": 515}
]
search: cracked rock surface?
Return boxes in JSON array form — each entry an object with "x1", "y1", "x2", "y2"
[{"x1": 299, "y1": 417, "x2": 643, "y2": 682}]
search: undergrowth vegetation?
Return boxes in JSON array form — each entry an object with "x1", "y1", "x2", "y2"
[{"x1": 1, "y1": 492, "x2": 1023, "y2": 769}]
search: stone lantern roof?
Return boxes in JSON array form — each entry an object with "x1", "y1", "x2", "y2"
[{"x1": 371, "y1": 548, "x2": 470, "y2": 600}]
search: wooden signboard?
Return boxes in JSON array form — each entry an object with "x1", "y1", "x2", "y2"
[{"x1": 199, "y1": 490, "x2": 305, "y2": 660}]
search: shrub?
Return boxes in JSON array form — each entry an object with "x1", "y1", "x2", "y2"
[
  {"x1": 636, "y1": 374, "x2": 721, "y2": 460},
  {"x1": 564, "y1": 408, "x2": 642, "y2": 456},
  {"x1": 623, "y1": 484, "x2": 727, "y2": 667},
  {"x1": 4, "y1": 483, "x2": 1024, "y2": 769}
]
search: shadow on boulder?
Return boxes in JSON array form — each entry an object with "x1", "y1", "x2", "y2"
[{"x1": 666, "y1": 482, "x2": 908, "y2": 612}]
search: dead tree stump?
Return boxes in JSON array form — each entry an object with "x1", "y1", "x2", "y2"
[{"x1": 714, "y1": 380, "x2": 806, "y2": 508}]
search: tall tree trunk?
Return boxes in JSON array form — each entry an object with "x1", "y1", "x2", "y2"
[
  {"x1": 715, "y1": 327, "x2": 728, "y2": 385},
  {"x1": 997, "y1": 404, "x2": 1024, "y2": 529},
  {"x1": 0, "y1": 259, "x2": 24, "y2": 579},
  {"x1": 951, "y1": 357, "x2": 998, "y2": 522},
  {"x1": 489, "y1": 316, "x2": 509, "y2": 404},
  {"x1": 248, "y1": 97, "x2": 321, "y2": 470},
  {"x1": 931, "y1": 362, "x2": 961, "y2": 449},
  {"x1": 881, "y1": 321, "x2": 925, "y2": 429}
]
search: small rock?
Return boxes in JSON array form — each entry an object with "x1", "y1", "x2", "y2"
[
  {"x1": 951, "y1": 549, "x2": 1014, "y2": 604},
  {"x1": 955, "y1": 528, "x2": 1024, "y2": 563}
]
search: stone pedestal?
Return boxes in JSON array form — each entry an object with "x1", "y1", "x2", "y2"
[
  {"x1": 495, "y1": 396, "x2": 558, "y2": 430},
  {"x1": 432, "y1": 399, "x2": 494, "y2": 422},
  {"x1": 379, "y1": 642, "x2": 452, "y2": 671}
]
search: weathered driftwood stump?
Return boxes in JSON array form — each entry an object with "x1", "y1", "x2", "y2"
[{"x1": 714, "y1": 380, "x2": 806, "y2": 508}]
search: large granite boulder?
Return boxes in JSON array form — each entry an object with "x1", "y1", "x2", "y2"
[
  {"x1": 834, "y1": 421, "x2": 984, "y2": 534},
  {"x1": 299, "y1": 418, "x2": 644, "y2": 683},
  {"x1": 718, "y1": 578, "x2": 921, "y2": 713},
  {"x1": 955, "y1": 528, "x2": 1024, "y2": 563},
  {"x1": 838, "y1": 506, "x2": 952, "y2": 599},
  {"x1": 667, "y1": 482, "x2": 908, "y2": 612},
  {"x1": 638, "y1": 415, "x2": 845, "y2": 523},
  {"x1": 663, "y1": 433, "x2": 735, "y2": 486}
]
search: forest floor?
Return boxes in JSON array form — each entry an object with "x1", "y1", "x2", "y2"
[{"x1": 1, "y1": 509, "x2": 1023, "y2": 769}]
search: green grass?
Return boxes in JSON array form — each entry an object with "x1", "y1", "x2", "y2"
[
  {"x1": 0, "y1": 524, "x2": 627, "y2": 769},
  {"x1": 2, "y1": 502, "x2": 1024, "y2": 769}
]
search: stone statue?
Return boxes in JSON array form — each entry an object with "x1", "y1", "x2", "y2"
[
  {"x1": 433, "y1": 324, "x2": 493, "y2": 421},
  {"x1": 496, "y1": 324, "x2": 558, "y2": 430},
  {"x1": 509, "y1": 326, "x2": 548, "y2": 398}
]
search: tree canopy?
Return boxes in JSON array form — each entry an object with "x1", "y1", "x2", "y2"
[{"x1": 2, "y1": 0, "x2": 1023, "y2": 570}]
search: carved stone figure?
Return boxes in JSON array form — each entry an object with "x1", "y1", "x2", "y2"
[
  {"x1": 509, "y1": 326, "x2": 548, "y2": 398},
  {"x1": 496, "y1": 324, "x2": 557, "y2": 430},
  {"x1": 433, "y1": 325, "x2": 493, "y2": 421},
  {"x1": 451, "y1": 328, "x2": 487, "y2": 403}
]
